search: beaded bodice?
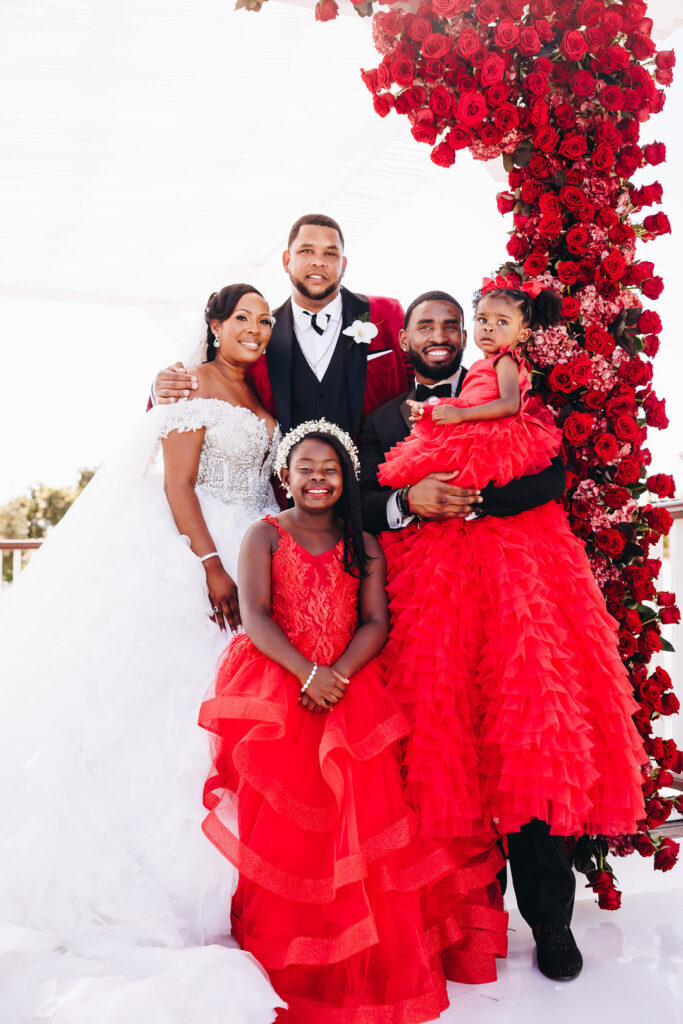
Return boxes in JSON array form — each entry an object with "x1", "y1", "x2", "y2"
[
  {"x1": 159, "y1": 398, "x2": 281, "y2": 517},
  {"x1": 265, "y1": 515, "x2": 359, "y2": 664}
]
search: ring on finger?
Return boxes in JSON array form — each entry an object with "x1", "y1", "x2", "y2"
[{"x1": 212, "y1": 606, "x2": 220, "y2": 614}]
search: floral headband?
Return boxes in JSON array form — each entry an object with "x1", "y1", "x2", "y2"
[{"x1": 274, "y1": 419, "x2": 361, "y2": 480}]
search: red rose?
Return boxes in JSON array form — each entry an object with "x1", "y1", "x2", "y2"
[
  {"x1": 524, "y1": 253, "x2": 547, "y2": 277},
  {"x1": 429, "y1": 86, "x2": 453, "y2": 117},
  {"x1": 495, "y1": 103, "x2": 519, "y2": 133},
  {"x1": 656, "y1": 50, "x2": 676, "y2": 72},
  {"x1": 486, "y1": 82, "x2": 510, "y2": 108},
  {"x1": 600, "y1": 85, "x2": 624, "y2": 113},
  {"x1": 411, "y1": 122, "x2": 437, "y2": 145},
  {"x1": 643, "y1": 505, "x2": 674, "y2": 536},
  {"x1": 643, "y1": 141, "x2": 666, "y2": 166},
  {"x1": 391, "y1": 58, "x2": 416, "y2": 87},
  {"x1": 586, "y1": 25, "x2": 608, "y2": 52},
  {"x1": 661, "y1": 691, "x2": 681, "y2": 713},
  {"x1": 560, "y1": 296, "x2": 580, "y2": 320},
  {"x1": 615, "y1": 455, "x2": 642, "y2": 485},
  {"x1": 547, "y1": 365, "x2": 575, "y2": 393},
  {"x1": 455, "y1": 27, "x2": 481, "y2": 61},
  {"x1": 564, "y1": 411, "x2": 594, "y2": 445},
  {"x1": 376, "y1": 10, "x2": 402, "y2": 35},
  {"x1": 531, "y1": 98, "x2": 549, "y2": 127},
  {"x1": 560, "y1": 30, "x2": 588, "y2": 62},
  {"x1": 657, "y1": 770, "x2": 675, "y2": 788},
  {"x1": 592, "y1": 144, "x2": 616, "y2": 172},
  {"x1": 431, "y1": 141, "x2": 455, "y2": 168},
  {"x1": 643, "y1": 212, "x2": 672, "y2": 237},
  {"x1": 633, "y1": 834, "x2": 656, "y2": 857},
  {"x1": 557, "y1": 261, "x2": 580, "y2": 286},
  {"x1": 643, "y1": 393, "x2": 669, "y2": 430},
  {"x1": 494, "y1": 19, "x2": 520, "y2": 49},
  {"x1": 658, "y1": 592, "x2": 677, "y2": 609},
  {"x1": 422, "y1": 58, "x2": 446, "y2": 84},
  {"x1": 422, "y1": 33, "x2": 451, "y2": 60},
  {"x1": 456, "y1": 91, "x2": 488, "y2": 126},
  {"x1": 446, "y1": 124, "x2": 473, "y2": 150},
  {"x1": 584, "y1": 389, "x2": 605, "y2": 410},
  {"x1": 578, "y1": 0, "x2": 605, "y2": 26},
  {"x1": 594, "y1": 433, "x2": 619, "y2": 463},
  {"x1": 640, "y1": 628, "x2": 663, "y2": 657},
  {"x1": 554, "y1": 103, "x2": 575, "y2": 130},
  {"x1": 618, "y1": 628, "x2": 638, "y2": 658},
  {"x1": 538, "y1": 193, "x2": 561, "y2": 216},
  {"x1": 612, "y1": 413, "x2": 638, "y2": 443},
  {"x1": 474, "y1": 0, "x2": 502, "y2": 23},
  {"x1": 479, "y1": 54, "x2": 506, "y2": 87},
  {"x1": 571, "y1": 70, "x2": 597, "y2": 97},
  {"x1": 637, "y1": 310, "x2": 662, "y2": 334},
  {"x1": 373, "y1": 93, "x2": 395, "y2": 118},
  {"x1": 623, "y1": 609, "x2": 643, "y2": 635},
  {"x1": 497, "y1": 191, "x2": 516, "y2": 214},
  {"x1": 565, "y1": 224, "x2": 590, "y2": 256},
  {"x1": 538, "y1": 214, "x2": 563, "y2": 240},
  {"x1": 528, "y1": 153, "x2": 550, "y2": 178},
  {"x1": 619, "y1": 358, "x2": 652, "y2": 388},
  {"x1": 395, "y1": 86, "x2": 427, "y2": 113},
  {"x1": 647, "y1": 474, "x2": 676, "y2": 499},
  {"x1": 629, "y1": 33, "x2": 657, "y2": 62},
  {"x1": 315, "y1": 0, "x2": 338, "y2": 18},
  {"x1": 585, "y1": 327, "x2": 615, "y2": 356},
  {"x1": 661, "y1": 607, "x2": 682, "y2": 626},
  {"x1": 407, "y1": 17, "x2": 431, "y2": 42},
  {"x1": 646, "y1": 797, "x2": 672, "y2": 829},
  {"x1": 559, "y1": 185, "x2": 585, "y2": 211},
  {"x1": 654, "y1": 837, "x2": 680, "y2": 873},
  {"x1": 597, "y1": 884, "x2": 622, "y2": 911},
  {"x1": 603, "y1": 486, "x2": 630, "y2": 510},
  {"x1": 432, "y1": 0, "x2": 471, "y2": 13},
  {"x1": 602, "y1": 250, "x2": 627, "y2": 282},
  {"x1": 518, "y1": 27, "x2": 541, "y2": 55},
  {"x1": 595, "y1": 528, "x2": 626, "y2": 558},
  {"x1": 568, "y1": 355, "x2": 591, "y2": 387},
  {"x1": 558, "y1": 134, "x2": 588, "y2": 161},
  {"x1": 507, "y1": 234, "x2": 529, "y2": 260},
  {"x1": 597, "y1": 44, "x2": 630, "y2": 74},
  {"x1": 524, "y1": 71, "x2": 549, "y2": 97},
  {"x1": 641, "y1": 277, "x2": 664, "y2": 300}
]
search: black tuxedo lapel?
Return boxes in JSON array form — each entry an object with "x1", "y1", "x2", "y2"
[
  {"x1": 266, "y1": 299, "x2": 294, "y2": 432},
  {"x1": 341, "y1": 288, "x2": 371, "y2": 434},
  {"x1": 455, "y1": 365, "x2": 468, "y2": 397}
]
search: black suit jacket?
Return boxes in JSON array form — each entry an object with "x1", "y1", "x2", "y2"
[{"x1": 359, "y1": 372, "x2": 566, "y2": 535}]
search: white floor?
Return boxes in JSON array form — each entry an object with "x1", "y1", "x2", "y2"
[{"x1": 441, "y1": 857, "x2": 683, "y2": 1023}]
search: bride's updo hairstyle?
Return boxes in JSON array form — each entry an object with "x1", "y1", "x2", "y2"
[
  {"x1": 474, "y1": 286, "x2": 562, "y2": 332},
  {"x1": 204, "y1": 283, "x2": 265, "y2": 362}
]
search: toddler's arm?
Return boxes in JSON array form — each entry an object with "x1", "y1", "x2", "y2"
[{"x1": 431, "y1": 354, "x2": 521, "y2": 426}]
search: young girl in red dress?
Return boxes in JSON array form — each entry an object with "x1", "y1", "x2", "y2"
[
  {"x1": 378, "y1": 288, "x2": 646, "y2": 843},
  {"x1": 198, "y1": 419, "x2": 508, "y2": 1024}
]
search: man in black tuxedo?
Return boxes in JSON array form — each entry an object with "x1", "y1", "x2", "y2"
[
  {"x1": 360, "y1": 291, "x2": 583, "y2": 982},
  {"x1": 153, "y1": 214, "x2": 408, "y2": 437}
]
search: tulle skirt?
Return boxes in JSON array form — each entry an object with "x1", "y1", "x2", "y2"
[
  {"x1": 199, "y1": 636, "x2": 508, "y2": 1023},
  {"x1": 380, "y1": 502, "x2": 647, "y2": 840},
  {"x1": 0, "y1": 470, "x2": 283, "y2": 1023}
]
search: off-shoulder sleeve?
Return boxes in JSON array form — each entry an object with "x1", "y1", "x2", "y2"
[{"x1": 156, "y1": 398, "x2": 223, "y2": 439}]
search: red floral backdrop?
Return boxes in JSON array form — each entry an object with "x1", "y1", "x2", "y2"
[{"x1": 361, "y1": 0, "x2": 680, "y2": 907}]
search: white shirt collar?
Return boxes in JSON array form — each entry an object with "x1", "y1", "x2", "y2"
[{"x1": 292, "y1": 291, "x2": 342, "y2": 328}]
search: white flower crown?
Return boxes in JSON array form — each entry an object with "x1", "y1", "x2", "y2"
[{"x1": 274, "y1": 419, "x2": 361, "y2": 480}]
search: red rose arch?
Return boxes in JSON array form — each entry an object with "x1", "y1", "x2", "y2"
[{"x1": 252, "y1": 0, "x2": 681, "y2": 906}]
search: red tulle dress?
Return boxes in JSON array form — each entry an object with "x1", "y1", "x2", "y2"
[
  {"x1": 198, "y1": 515, "x2": 508, "y2": 1024},
  {"x1": 376, "y1": 353, "x2": 647, "y2": 840}
]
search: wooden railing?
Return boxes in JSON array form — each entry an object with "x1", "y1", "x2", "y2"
[{"x1": 0, "y1": 540, "x2": 42, "y2": 583}]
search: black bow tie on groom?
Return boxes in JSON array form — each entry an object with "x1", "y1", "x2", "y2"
[
  {"x1": 302, "y1": 310, "x2": 329, "y2": 336},
  {"x1": 414, "y1": 382, "x2": 452, "y2": 402}
]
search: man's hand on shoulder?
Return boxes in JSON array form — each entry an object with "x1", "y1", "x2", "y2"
[
  {"x1": 407, "y1": 473, "x2": 482, "y2": 521},
  {"x1": 153, "y1": 363, "x2": 198, "y2": 405}
]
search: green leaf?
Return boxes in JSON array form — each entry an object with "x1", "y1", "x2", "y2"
[{"x1": 660, "y1": 638, "x2": 676, "y2": 653}]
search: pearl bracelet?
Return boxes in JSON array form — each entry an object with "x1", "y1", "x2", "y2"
[
  {"x1": 301, "y1": 663, "x2": 318, "y2": 693},
  {"x1": 199, "y1": 551, "x2": 219, "y2": 563}
]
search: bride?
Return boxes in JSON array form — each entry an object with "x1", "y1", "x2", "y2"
[{"x1": 0, "y1": 284, "x2": 285, "y2": 1023}]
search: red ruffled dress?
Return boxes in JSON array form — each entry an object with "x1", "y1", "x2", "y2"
[
  {"x1": 379, "y1": 349, "x2": 561, "y2": 492},
  {"x1": 376, "y1": 354, "x2": 646, "y2": 840},
  {"x1": 199, "y1": 516, "x2": 508, "y2": 1024}
]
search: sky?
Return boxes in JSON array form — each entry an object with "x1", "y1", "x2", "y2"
[{"x1": 0, "y1": 2, "x2": 681, "y2": 505}]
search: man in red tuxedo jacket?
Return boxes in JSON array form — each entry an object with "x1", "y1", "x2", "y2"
[{"x1": 153, "y1": 214, "x2": 409, "y2": 438}]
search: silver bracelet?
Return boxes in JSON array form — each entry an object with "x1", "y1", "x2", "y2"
[
  {"x1": 301, "y1": 663, "x2": 318, "y2": 693},
  {"x1": 199, "y1": 551, "x2": 219, "y2": 563}
]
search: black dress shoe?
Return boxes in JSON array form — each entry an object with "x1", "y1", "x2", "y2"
[{"x1": 534, "y1": 923, "x2": 583, "y2": 980}]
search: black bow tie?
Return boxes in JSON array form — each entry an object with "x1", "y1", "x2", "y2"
[
  {"x1": 414, "y1": 382, "x2": 452, "y2": 402},
  {"x1": 302, "y1": 310, "x2": 329, "y2": 336}
]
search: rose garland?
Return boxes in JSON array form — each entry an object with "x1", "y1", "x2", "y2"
[{"x1": 356, "y1": 0, "x2": 680, "y2": 906}]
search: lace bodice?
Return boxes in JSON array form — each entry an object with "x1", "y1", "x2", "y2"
[
  {"x1": 158, "y1": 398, "x2": 281, "y2": 517},
  {"x1": 265, "y1": 515, "x2": 359, "y2": 664}
]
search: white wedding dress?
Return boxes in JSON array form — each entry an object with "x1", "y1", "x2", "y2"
[{"x1": 0, "y1": 399, "x2": 285, "y2": 1023}]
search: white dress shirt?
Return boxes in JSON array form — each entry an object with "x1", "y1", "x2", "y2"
[
  {"x1": 291, "y1": 293, "x2": 344, "y2": 382},
  {"x1": 386, "y1": 366, "x2": 466, "y2": 529}
]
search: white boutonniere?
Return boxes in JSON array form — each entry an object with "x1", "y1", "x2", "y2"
[{"x1": 342, "y1": 318, "x2": 379, "y2": 345}]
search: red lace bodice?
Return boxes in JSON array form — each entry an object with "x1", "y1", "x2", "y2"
[{"x1": 264, "y1": 515, "x2": 359, "y2": 664}]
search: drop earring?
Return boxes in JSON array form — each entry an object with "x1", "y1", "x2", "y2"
[
  {"x1": 285, "y1": 486, "x2": 293, "y2": 499},
  {"x1": 213, "y1": 333, "x2": 220, "y2": 348}
]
